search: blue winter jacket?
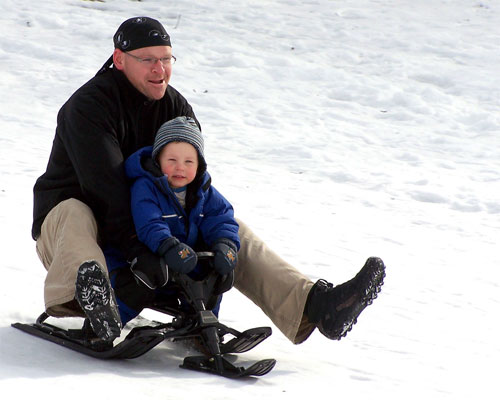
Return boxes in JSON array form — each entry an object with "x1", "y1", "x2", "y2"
[{"x1": 124, "y1": 146, "x2": 240, "y2": 254}]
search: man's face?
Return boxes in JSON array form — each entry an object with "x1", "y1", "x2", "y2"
[{"x1": 113, "y1": 45, "x2": 173, "y2": 100}]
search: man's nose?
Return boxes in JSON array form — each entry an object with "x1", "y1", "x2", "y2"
[{"x1": 151, "y1": 59, "x2": 165, "y2": 72}]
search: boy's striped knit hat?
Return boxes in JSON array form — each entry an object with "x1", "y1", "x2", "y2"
[{"x1": 152, "y1": 116, "x2": 205, "y2": 164}]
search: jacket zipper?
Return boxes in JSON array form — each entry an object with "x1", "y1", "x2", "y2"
[{"x1": 155, "y1": 178, "x2": 190, "y2": 234}]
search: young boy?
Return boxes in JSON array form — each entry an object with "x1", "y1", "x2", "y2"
[{"x1": 110, "y1": 116, "x2": 240, "y2": 326}]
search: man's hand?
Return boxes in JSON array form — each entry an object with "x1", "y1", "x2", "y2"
[{"x1": 130, "y1": 251, "x2": 168, "y2": 290}]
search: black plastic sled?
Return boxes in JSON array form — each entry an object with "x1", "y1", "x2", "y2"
[{"x1": 12, "y1": 252, "x2": 276, "y2": 378}]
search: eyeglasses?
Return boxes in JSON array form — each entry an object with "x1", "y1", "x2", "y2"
[{"x1": 124, "y1": 52, "x2": 177, "y2": 66}]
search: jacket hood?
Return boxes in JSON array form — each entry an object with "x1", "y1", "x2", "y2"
[{"x1": 125, "y1": 146, "x2": 157, "y2": 181}]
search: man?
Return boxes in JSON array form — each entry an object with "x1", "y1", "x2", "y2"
[{"x1": 32, "y1": 17, "x2": 385, "y2": 344}]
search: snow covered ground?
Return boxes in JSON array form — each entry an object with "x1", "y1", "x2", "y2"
[{"x1": 1, "y1": 0, "x2": 499, "y2": 398}]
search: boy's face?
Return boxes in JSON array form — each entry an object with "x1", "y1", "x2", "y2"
[{"x1": 158, "y1": 141, "x2": 199, "y2": 189}]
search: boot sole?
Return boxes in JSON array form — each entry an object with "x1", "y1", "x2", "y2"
[
  {"x1": 75, "y1": 261, "x2": 122, "y2": 341},
  {"x1": 321, "y1": 257, "x2": 385, "y2": 340}
]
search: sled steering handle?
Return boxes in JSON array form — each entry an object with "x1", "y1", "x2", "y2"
[{"x1": 196, "y1": 251, "x2": 214, "y2": 260}]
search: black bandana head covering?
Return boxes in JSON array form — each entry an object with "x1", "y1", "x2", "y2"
[{"x1": 113, "y1": 17, "x2": 171, "y2": 51}]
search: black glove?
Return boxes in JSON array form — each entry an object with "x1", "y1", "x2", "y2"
[
  {"x1": 212, "y1": 239, "x2": 238, "y2": 275},
  {"x1": 130, "y1": 251, "x2": 168, "y2": 290},
  {"x1": 158, "y1": 237, "x2": 198, "y2": 274}
]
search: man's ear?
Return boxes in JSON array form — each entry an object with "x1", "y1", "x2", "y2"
[{"x1": 113, "y1": 49, "x2": 125, "y2": 71}]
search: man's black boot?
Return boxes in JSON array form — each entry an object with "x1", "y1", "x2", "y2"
[
  {"x1": 75, "y1": 261, "x2": 122, "y2": 341},
  {"x1": 306, "y1": 257, "x2": 385, "y2": 340}
]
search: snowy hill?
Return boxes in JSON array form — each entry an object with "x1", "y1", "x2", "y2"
[{"x1": 0, "y1": 0, "x2": 499, "y2": 398}]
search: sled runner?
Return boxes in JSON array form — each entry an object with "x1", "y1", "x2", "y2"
[{"x1": 12, "y1": 252, "x2": 276, "y2": 378}]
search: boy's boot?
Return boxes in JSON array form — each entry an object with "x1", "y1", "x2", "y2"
[
  {"x1": 75, "y1": 261, "x2": 122, "y2": 341},
  {"x1": 305, "y1": 257, "x2": 385, "y2": 340}
]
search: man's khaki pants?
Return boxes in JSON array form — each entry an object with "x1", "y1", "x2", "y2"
[{"x1": 36, "y1": 199, "x2": 316, "y2": 343}]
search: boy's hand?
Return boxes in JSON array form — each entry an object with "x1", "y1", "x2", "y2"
[
  {"x1": 158, "y1": 237, "x2": 198, "y2": 274},
  {"x1": 212, "y1": 239, "x2": 238, "y2": 275}
]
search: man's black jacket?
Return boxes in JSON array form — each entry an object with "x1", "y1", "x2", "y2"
[{"x1": 32, "y1": 64, "x2": 197, "y2": 260}]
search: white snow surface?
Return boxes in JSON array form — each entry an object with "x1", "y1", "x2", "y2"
[{"x1": 1, "y1": 0, "x2": 499, "y2": 398}]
